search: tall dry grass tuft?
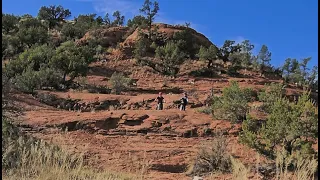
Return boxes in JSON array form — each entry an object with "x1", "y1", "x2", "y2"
[
  {"x1": 275, "y1": 147, "x2": 293, "y2": 179},
  {"x1": 254, "y1": 152, "x2": 261, "y2": 179},
  {"x1": 293, "y1": 153, "x2": 317, "y2": 180},
  {"x1": 2, "y1": 136, "x2": 134, "y2": 180},
  {"x1": 127, "y1": 151, "x2": 153, "y2": 180},
  {"x1": 187, "y1": 134, "x2": 232, "y2": 176},
  {"x1": 137, "y1": 151, "x2": 153, "y2": 180},
  {"x1": 275, "y1": 147, "x2": 318, "y2": 180},
  {"x1": 2, "y1": 118, "x2": 133, "y2": 180},
  {"x1": 231, "y1": 157, "x2": 250, "y2": 180}
]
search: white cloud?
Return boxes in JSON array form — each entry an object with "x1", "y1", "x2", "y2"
[
  {"x1": 229, "y1": 36, "x2": 260, "y2": 52},
  {"x1": 74, "y1": 0, "x2": 141, "y2": 18},
  {"x1": 72, "y1": 0, "x2": 208, "y2": 36},
  {"x1": 234, "y1": 36, "x2": 246, "y2": 45}
]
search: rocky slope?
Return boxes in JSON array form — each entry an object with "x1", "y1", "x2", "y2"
[{"x1": 8, "y1": 23, "x2": 318, "y2": 180}]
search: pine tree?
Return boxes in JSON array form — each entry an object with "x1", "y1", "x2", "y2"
[
  {"x1": 257, "y1": 45, "x2": 271, "y2": 72},
  {"x1": 140, "y1": 0, "x2": 159, "y2": 38}
]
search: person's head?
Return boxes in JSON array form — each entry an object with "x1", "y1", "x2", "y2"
[
  {"x1": 183, "y1": 92, "x2": 187, "y2": 97},
  {"x1": 159, "y1": 92, "x2": 163, "y2": 96}
]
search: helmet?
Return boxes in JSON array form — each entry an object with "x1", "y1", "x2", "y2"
[{"x1": 159, "y1": 92, "x2": 162, "y2": 95}]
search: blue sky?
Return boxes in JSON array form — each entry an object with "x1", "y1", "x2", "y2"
[{"x1": 3, "y1": 0, "x2": 318, "y2": 69}]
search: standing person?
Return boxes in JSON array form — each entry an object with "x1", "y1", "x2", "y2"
[
  {"x1": 155, "y1": 92, "x2": 165, "y2": 110},
  {"x1": 180, "y1": 92, "x2": 188, "y2": 111}
]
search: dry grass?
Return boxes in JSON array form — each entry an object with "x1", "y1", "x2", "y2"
[
  {"x1": 187, "y1": 134, "x2": 232, "y2": 176},
  {"x1": 293, "y1": 153, "x2": 317, "y2": 180},
  {"x1": 206, "y1": 146, "x2": 317, "y2": 180},
  {"x1": 127, "y1": 151, "x2": 153, "y2": 179},
  {"x1": 2, "y1": 120, "x2": 134, "y2": 180},
  {"x1": 231, "y1": 157, "x2": 250, "y2": 180},
  {"x1": 275, "y1": 147, "x2": 318, "y2": 180},
  {"x1": 137, "y1": 151, "x2": 153, "y2": 180},
  {"x1": 205, "y1": 157, "x2": 250, "y2": 180},
  {"x1": 254, "y1": 152, "x2": 261, "y2": 179},
  {"x1": 275, "y1": 147, "x2": 293, "y2": 179}
]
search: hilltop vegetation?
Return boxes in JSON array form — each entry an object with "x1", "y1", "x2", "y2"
[
  {"x1": 3, "y1": 1, "x2": 318, "y2": 92},
  {"x1": 2, "y1": 0, "x2": 318, "y2": 179}
]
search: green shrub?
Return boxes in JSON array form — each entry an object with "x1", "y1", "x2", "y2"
[
  {"x1": 133, "y1": 30, "x2": 151, "y2": 59},
  {"x1": 61, "y1": 22, "x2": 78, "y2": 40},
  {"x1": 2, "y1": 34, "x2": 24, "y2": 59},
  {"x1": 127, "y1": 15, "x2": 148, "y2": 28},
  {"x1": 150, "y1": 41, "x2": 157, "y2": 50},
  {"x1": 36, "y1": 92, "x2": 59, "y2": 105},
  {"x1": 12, "y1": 65, "x2": 62, "y2": 93},
  {"x1": 260, "y1": 92, "x2": 317, "y2": 154},
  {"x1": 226, "y1": 52, "x2": 243, "y2": 76},
  {"x1": 212, "y1": 81, "x2": 252, "y2": 122},
  {"x1": 239, "y1": 115, "x2": 260, "y2": 148},
  {"x1": 4, "y1": 44, "x2": 55, "y2": 79},
  {"x1": 37, "y1": 66, "x2": 63, "y2": 89},
  {"x1": 13, "y1": 66, "x2": 40, "y2": 93},
  {"x1": 17, "y1": 21, "x2": 49, "y2": 48},
  {"x1": 226, "y1": 65, "x2": 241, "y2": 77},
  {"x1": 241, "y1": 91, "x2": 318, "y2": 158},
  {"x1": 3, "y1": 58, "x2": 29, "y2": 79},
  {"x1": 21, "y1": 44, "x2": 55, "y2": 71},
  {"x1": 258, "y1": 83, "x2": 286, "y2": 113},
  {"x1": 155, "y1": 41, "x2": 185, "y2": 76},
  {"x1": 50, "y1": 41, "x2": 95, "y2": 83},
  {"x1": 173, "y1": 29, "x2": 198, "y2": 58},
  {"x1": 86, "y1": 84, "x2": 111, "y2": 94},
  {"x1": 243, "y1": 88, "x2": 256, "y2": 102},
  {"x1": 197, "y1": 45, "x2": 219, "y2": 68},
  {"x1": 109, "y1": 72, "x2": 131, "y2": 94},
  {"x1": 197, "y1": 107, "x2": 212, "y2": 115}
]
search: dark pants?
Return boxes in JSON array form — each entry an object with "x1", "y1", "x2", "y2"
[
  {"x1": 180, "y1": 104, "x2": 186, "y2": 111},
  {"x1": 157, "y1": 103, "x2": 163, "y2": 110}
]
